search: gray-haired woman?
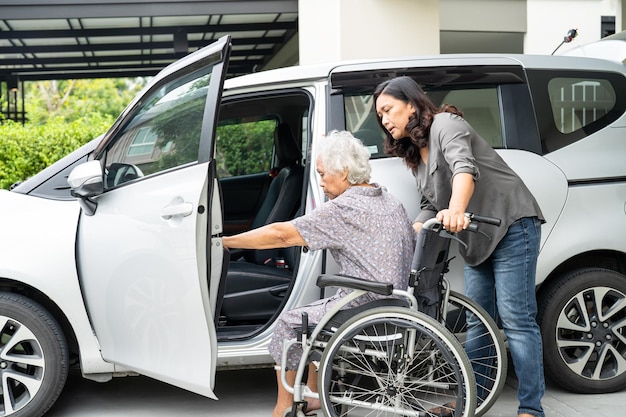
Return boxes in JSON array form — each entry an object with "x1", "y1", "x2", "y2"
[{"x1": 223, "y1": 130, "x2": 415, "y2": 417}]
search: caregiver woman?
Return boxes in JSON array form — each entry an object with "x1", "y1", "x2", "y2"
[{"x1": 374, "y1": 76, "x2": 545, "y2": 417}]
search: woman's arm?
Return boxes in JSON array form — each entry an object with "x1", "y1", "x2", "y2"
[
  {"x1": 437, "y1": 172, "x2": 474, "y2": 232},
  {"x1": 222, "y1": 221, "x2": 307, "y2": 250},
  {"x1": 433, "y1": 116, "x2": 477, "y2": 232}
]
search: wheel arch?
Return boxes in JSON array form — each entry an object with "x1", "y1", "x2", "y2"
[
  {"x1": 537, "y1": 249, "x2": 626, "y2": 296},
  {"x1": 0, "y1": 277, "x2": 80, "y2": 364}
]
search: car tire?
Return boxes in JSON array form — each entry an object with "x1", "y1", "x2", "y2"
[
  {"x1": 0, "y1": 292, "x2": 69, "y2": 417},
  {"x1": 537, "y1": 268, "x2": 626, "y2": 393}
]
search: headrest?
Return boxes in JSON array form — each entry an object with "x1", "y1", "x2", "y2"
[{"x1": 274, "y1": 123, "x2": 301, "y2": 166}]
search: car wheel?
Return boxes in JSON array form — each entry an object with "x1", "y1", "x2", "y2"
[
  {"x1": 0, "y1": 292, "x2": 69, "y2": 416},
  {"x1": 537, "y1": 268, "x2": 626, "y2": 393}
]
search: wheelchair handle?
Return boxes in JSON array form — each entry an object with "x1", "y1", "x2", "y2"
[
  {"x1": 465, "y1": 212, "x2": 501, "y2": 227},
  {"x1": 422, "y1": 212, "x2": 501, "y2": 232}
]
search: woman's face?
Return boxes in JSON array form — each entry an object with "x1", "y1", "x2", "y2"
[
  {"x1": 375, "y1": 93, "x2": 416, "y2": 140},
  {"x1": 316, "y1": 158, "x2": 350, "y2": 200}
]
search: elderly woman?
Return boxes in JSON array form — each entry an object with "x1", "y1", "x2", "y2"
[{"x1": 223, "y1": 130, "x2": 415, "y2": 417}]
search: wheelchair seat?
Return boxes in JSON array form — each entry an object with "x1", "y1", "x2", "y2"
[{"x1": 325, "y1": 298, "x2": 409, "y2": 331}]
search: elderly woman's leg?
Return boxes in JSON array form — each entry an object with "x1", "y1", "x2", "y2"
[
  {"x1": 273, "y1": 363, "x2": 320, "y2": 417},
  {"x1": 269, "y1": 299, "x2": 335, "y2": 416},
  {"x1": 305, "y1": 362, "x2": 320, "y2": 411},
  {"x1": 273, "y1": 367, "x2": 295, "y2": 417}
]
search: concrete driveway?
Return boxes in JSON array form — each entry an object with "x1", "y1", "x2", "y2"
[{"x1": 45, "y1": 366, "x2": 625, "y2": 417}]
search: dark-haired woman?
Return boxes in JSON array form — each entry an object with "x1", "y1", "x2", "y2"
[{"x1": 374, "y1": 76, "x2": 545, "y2": 417}]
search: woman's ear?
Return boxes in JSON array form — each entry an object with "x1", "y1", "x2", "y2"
[{"x1": 341, "y1": 167, "x2": 350, "y2": 182}]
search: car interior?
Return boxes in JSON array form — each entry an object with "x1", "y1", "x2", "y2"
[{"x1": 215, "y1": 91, "x2": 311, "y2": 340}]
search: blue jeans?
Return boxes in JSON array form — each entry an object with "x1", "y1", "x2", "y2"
[{"x1": 464, "y1": 217, "x2": 545, "y2": 417}]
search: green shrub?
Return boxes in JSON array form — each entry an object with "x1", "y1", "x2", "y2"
[{"x1": 0, "y1": 113, "x2": 113, "y2": 189}]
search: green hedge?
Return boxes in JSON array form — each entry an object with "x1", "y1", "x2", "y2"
[{"x1": 0, "y1": 114, "x2": 114, "y2": 189}]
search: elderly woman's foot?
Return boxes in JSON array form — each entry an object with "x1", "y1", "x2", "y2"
[
  {"x1": 428, "y1": 402, "x2": 455, "y2": 417},
  {"x1": 272, "y1": 405, "x2": 286, "y2": 417},
  {"x1": 304, "y1": 386, "x2": 321, "y2": 412}
]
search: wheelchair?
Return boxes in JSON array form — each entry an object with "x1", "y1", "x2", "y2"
[{"x1": 280, "y1": 214, "x2": 507, "y2": 417}]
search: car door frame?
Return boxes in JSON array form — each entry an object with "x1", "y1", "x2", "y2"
[{"x1": 75, "y1": 35, "x2": 231, "y2": 399}]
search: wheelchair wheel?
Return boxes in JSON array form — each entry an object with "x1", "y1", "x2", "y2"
[
  {"x1": 444, "y1": 292, "x2": 507, "y2": 417},
  {"x1": 318, "y1": 307, "x2": 476, "y2": 417}
]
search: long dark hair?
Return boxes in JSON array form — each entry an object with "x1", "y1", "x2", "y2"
[{"x1": 373, "y1": 76, "x2": 462, "y2": 170}]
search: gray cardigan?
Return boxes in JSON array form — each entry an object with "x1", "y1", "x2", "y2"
[{"x1": 413, "y1": 112, "x2": 544, "y2": 266}]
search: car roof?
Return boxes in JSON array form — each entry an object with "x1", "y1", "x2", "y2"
[
  {"x1": 561, "y1": 31, "x2": 626, "y2": 64},
  {"x1": 224, "y1": 53, "x2": 626, "y2": 91}
]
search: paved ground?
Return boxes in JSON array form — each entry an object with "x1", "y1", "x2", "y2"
[{"x1": 45, "y1": 366, "x2": 625, "y2": 417}]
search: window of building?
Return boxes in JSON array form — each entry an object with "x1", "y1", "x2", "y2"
[
  {"x1": 602, "y1": 16, "x2": 616, "y2": 38},
  {"x1": 127, "y1": 127, "x2": 159, "y2": 157}
]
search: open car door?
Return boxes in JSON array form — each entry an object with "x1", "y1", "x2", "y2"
[{"x1": 74, "y1": 36, "x2": 230, "y2": 399}]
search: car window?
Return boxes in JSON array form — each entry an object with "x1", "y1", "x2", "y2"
[
  {"x1": 215, "y1": 119, "x2": 275, "y2": 178},
  {"x1": 436, "y1": 88, "x2": 503, "y2": 148},
  {"x1": 343, "y1": 87, "x2": 503, "y2": 158},
  {"x1": 527, "y1": 70, "x2": 626, "y2": 153},
  {"x1": 216, "y1": 91, "x2": 310, "y2": 178},
  {"x1": 102, "y1": 65, "x2": 213, "y2": 189},
  {"x1": 343, "y1": 94, "x2": 386, "y2": 158},
  {"x1": 548, "y1": 78, "x2": 616, "y2": 134}
]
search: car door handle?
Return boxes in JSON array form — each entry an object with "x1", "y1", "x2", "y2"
[{"x1": 161, "y1": 202, "x2": 193, "y2": 219}]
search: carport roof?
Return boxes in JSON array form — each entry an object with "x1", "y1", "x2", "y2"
[{"x1": 0, "y1": 0, "x2": 298, "y2": 82}]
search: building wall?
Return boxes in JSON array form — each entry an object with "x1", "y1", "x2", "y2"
[
  {"x1": 440, "y1": 0, "x2": 527, "y2": 54},
  {"x1": 525, "y1": 0, "x2": 619, "y2": 55},
  {"x1": 441, "y1": 0, "x2": 619, "y2": 56},
  {"x1": 298, "y1": 0, "x2": 439, "y2": 65},
  {"x1": 264, "y1": 0, "x2": 623, "y2": 70}
]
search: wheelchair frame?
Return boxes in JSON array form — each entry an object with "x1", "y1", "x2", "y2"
[{"x1": 279, "y1": 216, "x2": 506, "y2": 417}]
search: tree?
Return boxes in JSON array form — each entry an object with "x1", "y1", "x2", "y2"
[
  {"x1": 0, "y1": 77, "x2": 148, "y2": 188},
  {"x1": 0, "y1": 114, "x2": 114, "y2": 189},
  {"x1": 25, "y1": 78, "x2": 147, "y2": 125}
]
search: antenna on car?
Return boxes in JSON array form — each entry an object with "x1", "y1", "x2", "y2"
[{"x1": 551, "y1": 28, "x2": 578, "y2": 55}]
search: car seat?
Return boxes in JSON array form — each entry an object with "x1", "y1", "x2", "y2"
[{"x1": 220, "y1": 123, "x2": 304, "y2": 324}]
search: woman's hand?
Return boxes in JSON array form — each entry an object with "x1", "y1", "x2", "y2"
[
  {"x1": 436, "y1": 209, "x2": 469, "y2": 233},
  {"x1": 439, "y1": 172, "x2": 474, "y2": 232}
]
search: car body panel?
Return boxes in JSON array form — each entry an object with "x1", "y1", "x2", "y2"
[
  {"x1": 544, "y1": 125, "x2": 626, "y2": 180},
  {"x1": 496, "y1": 149, "x2": 569, "y2": 249},
  {"x1": 536, "y1": 179, "x2": 626, "y2": 280},
  {"x1": 562, "y1": 30, "x2": 626, "y2": 64},
  {"x1": 0, "y1": 191, "x2": 116, "y2": 374}
]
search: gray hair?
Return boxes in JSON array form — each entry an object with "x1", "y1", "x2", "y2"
[{"x1": 316, "y1": 130, "x2": 371, "y2": 184}]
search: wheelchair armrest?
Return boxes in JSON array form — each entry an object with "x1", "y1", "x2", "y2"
[{"x1": 316, "y1": 274, "x2": 393, "y2": 296}]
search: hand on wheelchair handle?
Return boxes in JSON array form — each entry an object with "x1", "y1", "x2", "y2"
[
  {"x1": 423, "y1": 213, "x2": 501, "y2": 233},
  {"x1": 464, "y1": 212, "x2": 502, "y2": 227}
]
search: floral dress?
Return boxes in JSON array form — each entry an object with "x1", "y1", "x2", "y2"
[{"x1": 268, "y1": 184, "x2": 415, "y2": 370}]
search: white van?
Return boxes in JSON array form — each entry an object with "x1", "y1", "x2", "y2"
[{"x1": 4, "y1": 35, "x2": 626, "y2": 416}]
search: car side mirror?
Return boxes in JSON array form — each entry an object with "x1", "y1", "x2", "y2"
[{"x1": 68, "y1": 160, "x2": 104, "y2": 216}]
